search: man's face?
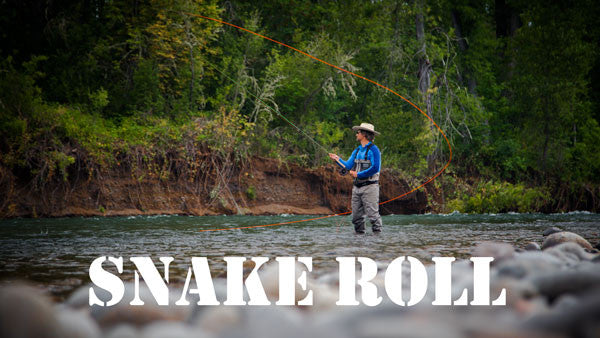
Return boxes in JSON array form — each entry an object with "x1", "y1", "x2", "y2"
[{"x1": 356, "y1": 130, "x2": 364, "y2": 142}]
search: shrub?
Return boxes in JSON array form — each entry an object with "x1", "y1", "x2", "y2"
[{"x1": 448, "y1": 180, "x2": 551, "y2": 213}]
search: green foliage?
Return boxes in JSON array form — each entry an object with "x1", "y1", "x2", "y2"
[
  {"x1": 448, "y1": 181, "x2": 551, "y2": 214},
  {"x1": 88, "y1": 88, "x2": 109, "y2": 113},
  {"x1": 129, "y1": 59, "x2": 165, "y2": 114},
  {"x1": 371, "y1": 108, "x2": 432, "y2": 176},
  {"x1": 246, "y1": 186, "x2": 256, "y2": 200},
  {"x1": 1, "y1": 0, "x2": 599, "y2": 211},
  {"x1": 0, "y1": 56, "x2": 44, "y2": 117},
  {"x1": 505, "y1": 1, "x2": 597, "y2": 183}
]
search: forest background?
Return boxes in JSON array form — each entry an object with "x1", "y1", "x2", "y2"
[{"x1": 1, "y1": 0, "x2": 599, "y2": 214}]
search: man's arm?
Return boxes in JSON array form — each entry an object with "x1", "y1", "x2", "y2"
[{"x1": 329, "y1": 149, "x2": 357, "y2": 170}]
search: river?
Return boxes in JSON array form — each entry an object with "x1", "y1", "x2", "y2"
[{"x1": 1, "y1": 212, "x2": 598, "y2": 299}]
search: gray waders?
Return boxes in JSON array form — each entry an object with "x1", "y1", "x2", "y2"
[{"x1": 351, "y1": 144, "x2": 382, "y2": 233}]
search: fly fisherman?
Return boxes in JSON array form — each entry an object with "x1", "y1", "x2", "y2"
[{"x1": 329, "y1": 123, "x2": 383, "y2": 234}]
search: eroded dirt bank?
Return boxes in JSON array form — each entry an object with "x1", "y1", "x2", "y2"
[{"x1": 0, "y1": 157, "x2": 427, "y2": 218}]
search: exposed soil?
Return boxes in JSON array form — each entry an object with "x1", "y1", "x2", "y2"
[{"x1": 0, "y1": 157, "x2": 428, "y2": 218}]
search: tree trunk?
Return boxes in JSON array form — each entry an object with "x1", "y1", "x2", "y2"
[
  {"x1": 185, "y1": 16, "x2": 195, "y2": 111},
  {"x1": 416, "y1": 0, "x2": 435, "y2": 170},
  {"x1": 451, "y1": 9, "x2": 477, "y2": 94},
  {"x1": 495, "y1": 0, "x2": 522, "y2": 80},
  {"x1": 416, "y1": 0, "x2": 430, "y2": 101},
  {"x1": 388, "y1": 0, "x2": 401, "y2": 83},
  {"x1": 189, "y1": 43, "x2": 195, "y2": 110},
  {"x1": 495, "y1": 0, "x2": 521, "y2": 38}
]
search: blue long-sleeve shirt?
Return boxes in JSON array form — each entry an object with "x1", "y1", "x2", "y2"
[{"x1": 337, "y1": 142, "x2": 381, "y2": 179}]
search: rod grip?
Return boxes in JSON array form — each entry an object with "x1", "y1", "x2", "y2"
[{"x1": 335, "y1": 158, "x2": 348, "y2": 176}]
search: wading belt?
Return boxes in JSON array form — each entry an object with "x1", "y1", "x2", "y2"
[{"x1": 354, "y1": 180, "x2": 379, "y2": 188}]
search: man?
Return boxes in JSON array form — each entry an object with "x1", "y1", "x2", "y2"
[{"x1": 329, "y1": 123, "x2": 383, "y2": 234}]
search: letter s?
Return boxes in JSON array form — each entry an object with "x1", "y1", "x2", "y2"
[{"x1": 89, "y1": 256, "x2": 124, "y2": 306}]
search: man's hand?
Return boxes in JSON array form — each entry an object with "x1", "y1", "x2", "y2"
[
  {"x1": 328, "y1": 153, "x2": 339, "y2": 161},
  {"x1": 349, "y1": 170, "x2": 358, "y2": 178}
]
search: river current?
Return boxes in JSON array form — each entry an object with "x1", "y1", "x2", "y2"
[{"x1": 1, "y1": 212, "x2": 598, "y2": 299}]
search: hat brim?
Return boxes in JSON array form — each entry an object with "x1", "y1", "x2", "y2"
[{"x1": 352, "y1": 126, "x2": 380, "y2": 135}]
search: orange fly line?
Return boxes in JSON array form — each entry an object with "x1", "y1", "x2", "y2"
[{"x1": 189, "y1": 13, "x2": 453, "y2": 232}]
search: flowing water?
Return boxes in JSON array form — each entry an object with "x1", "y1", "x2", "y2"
[{"x1": 1, "y1": 212, "x2": 599, "y2": 299}]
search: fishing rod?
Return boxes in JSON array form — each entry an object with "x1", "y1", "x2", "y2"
[{"x1": 203, "y1": 61, "x2": 350, "y2": 174}]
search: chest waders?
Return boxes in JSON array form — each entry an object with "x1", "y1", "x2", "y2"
[{"x1": 352, "y1": 143, "x2": 379, "y2": 187}]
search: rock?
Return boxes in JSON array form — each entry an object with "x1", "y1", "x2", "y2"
[
  {"x1": 490, "y1": 278, "x2": 537, "y2": 308},
  {"x1": 542, "y1": 227, "x2": 562, "y2": 237},
  {"x1": 472, "y1": 241, "x2": 515, "y2": 262},
  {"x1": 192, "y1": 306, "x2": 241, "y2": 334},
  {"x1": 552, "y1": 294, "x2": 580, "y2": 313},
  {"x1": 520, "y1": 289, "x2": 600, "y2": 337},
  {"x1": 105, "y1": 324, "x2": 140, "y2": 338},
  {"x1": 495, "y1": 251, "x2": 563, "y2": 280},
  {"x1": 586, "y1": 248, "x2": 599, "y2": 254},
  {"x1": 141, "y1": 321, "x2": 209, "y2": 338},
  {"x1": 308, "y1": 281, "x2": 338, "y2": 312},
  {"x1": 207, "y1": 305, "x2": 306, "y2": 338},
  {"x1": 541, "y1": 232, "x2": 593, "y2": 250},
  {"x1": 0, "y1": 284, "x2": 65, "y2": 338},
  {"x1": 448, "y1": 259, "x2": 477, "y2": 302},
  {"x1": 322, "y1": 305, "x2": 461, "y2": 338},
  {"x1": 528, "y1": 267, "x2": 600, "y2": 300},
  {"x1": 76, "y1": 283, "x2": 191, "y2": 329},
  {"x1": 260, "y1": 260, "x2": 312, "y2": 303},
  {"x1": 55, "y1": 306, "x2": 102, "y2": 338},
  {"x1": 512, "y1": 296, "x2": 550, "y2": 316},
  {"x1": 66, "y1": 283, "x2": 111, "y2": 309},
  {"x1": 524, "y1": 242, "x2": 541, "y2": 251},
  {"x1": 544, "y1": 242, "x2": 596, "y2": 265},
  {"x1": 93, "y1": 305, "x2": 184, "y2": 329},
  {"x1": 185, "y1": 278, "x2": 229, "y2": 324}
]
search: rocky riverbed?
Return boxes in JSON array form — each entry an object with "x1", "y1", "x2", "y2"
[{"x1": 1, "y1": 227, "x2": 599, "y2": 338}]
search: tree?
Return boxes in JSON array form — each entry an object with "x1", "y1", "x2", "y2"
[{"x1": 508, "y1": 0, "x2": 596, "y2": 183}]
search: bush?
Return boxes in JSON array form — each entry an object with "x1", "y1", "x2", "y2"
[
  {"x1": 448, "y1": 180, "x2": 551, "y2": 213},
  {"x1": 246, "y1": 186, "x2": 256, "y2": 200}
]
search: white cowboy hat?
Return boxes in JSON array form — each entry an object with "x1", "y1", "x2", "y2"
[{"x1": 352, "y1": 122, "x2": 380, "y2": 135}]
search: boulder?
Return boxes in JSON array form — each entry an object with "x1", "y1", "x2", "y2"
[
  {"x1": 528, "y1": 266, "x2": 600, "y2": 300},
  {"x1": 542, "y1": 227, "x2": 562, "y2": 237},
  {"x1": 104, "y1": 324, "x2": 139, "y2": 338},
  {"x1": 141, "y1": 321, "x2": 209, "y2": 338},
  {"x1": 541, "y1": 232, "x2": 593, "y2": 250},
  {"x1": 68, "y1": 283, "x2": 191, "y2": 329},
  {"x1": 472, "y1": 241, "x2": 515, "y2": 262},
  {"x1": 55, "y1": 306, "x2": 102, "y2": 338},
  {"x1": 524, "y1": 242, "x2": 541, "y2": 251},
  {"x1": 544, "y1": 242, "x2": 596, "y2": 265},
  {"x1": 0, "y1": 284, "x2": 65, "y2": 338},
  {"x1": 520, "y1": 289, "x2": 600, "y2": 337},
  {"x1": 495, "y1": 251, "x2": 563, "y2": 280}
]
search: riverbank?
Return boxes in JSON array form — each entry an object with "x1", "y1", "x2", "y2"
[
  {"x1": 0, "y1": 156, "x2": 427, "y2": 218},
  {"x1": 2, "y1": 151, "x2": 599, "y2": 218}
]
